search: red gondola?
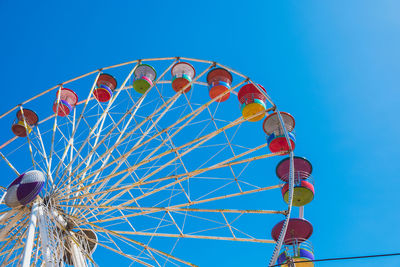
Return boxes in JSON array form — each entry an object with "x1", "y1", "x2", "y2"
[
  {"x1": 267, "y1": 132, "x2": 296, "y2": 154},
  {"x1": 207, "y1": 68, "x2": 232, "y2": 102},
  {"x1": 237, "y1": 84, "x2": 267, "y2": 122},
  {"x1": 171, "y1": 62, "x2": 196, "y2": 93},
  {"x1": 11, "y1": 109, "x2": 39, "y2": 137},
  {"x1": 264, "y1": 112, "x2": 296, "y2": 154}
]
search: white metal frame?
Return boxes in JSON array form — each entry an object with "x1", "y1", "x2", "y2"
[{"x1": 0, "y1": 57, "x2": 298, "y2": 267}]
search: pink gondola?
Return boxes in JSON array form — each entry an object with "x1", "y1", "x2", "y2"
[
  {"x1": 52, "y1": 88, "x2": 78, "y2": 117},
  {"x1": 272, "y1": 218, "x2": 315, "y2": 266},
  {"x1": 271, "y1": 218, "x2": 313, "y2": 245},
  {"x1": 93, "y1": 73, "x2": 117, "y2": 102},
  {"x1": 276, "y1": 156, "x2": 314, "y2": 206}
]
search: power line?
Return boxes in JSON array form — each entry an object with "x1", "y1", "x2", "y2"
[{"x1": 270, "y1": 252, "x2": 400, "y2": 266}]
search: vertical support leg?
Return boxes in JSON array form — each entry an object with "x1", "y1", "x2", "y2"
[
  {"x1": 38, "y1": 204, "x2": 54, "y2": 267},
  {"x1": 21, "y1": 202, "x2": 39, "y2": 267},
  {"x1": 70, "y1": 232, "x2": 88, "y2": 267}
]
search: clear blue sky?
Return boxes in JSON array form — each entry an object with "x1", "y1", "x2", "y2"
[{"x1": 1, "y1": 0, "x2": 400, "y2": 266}]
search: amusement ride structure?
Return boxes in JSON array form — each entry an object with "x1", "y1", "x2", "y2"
[{"x1": 0, "y1": 57, "x2": 315, "y2": 266}]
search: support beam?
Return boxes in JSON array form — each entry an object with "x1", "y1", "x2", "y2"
[
  {"x1": 21, "y1": 202, "x2": 38, "y2": 267},
  {"x1": 70, "y1": 233, "x2": 88, "y2": 267},
  {"x1": 38, "y1": 205, "x2": 54, "y2": 267}
]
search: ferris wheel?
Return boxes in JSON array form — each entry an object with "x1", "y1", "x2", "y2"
[{"x1": 0, "y1": 57, "x2": 315, "y2": 266}]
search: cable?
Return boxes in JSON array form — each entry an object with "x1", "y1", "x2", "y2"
[{"x1": 270, "y1": 252, "x2": 400, "y2": 266}]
